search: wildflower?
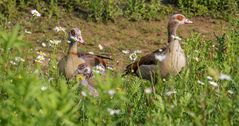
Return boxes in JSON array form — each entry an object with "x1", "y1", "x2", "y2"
[
  {"x1": 35, "y1": 51, "x2": 46, "y2": 63},
  {"x1": 107, "y1": 108, "x2": 120, "y2": 115},
  {"x1": 122, "y1": 50, "x2": 129, "y2": 54},
  {"x1": 166, "y1": 90, "x2": 177, "y2": 96},
  {"x1": 107, "y1": 66, "x2": 114, "y2": 71},
  {"x1": 41, "y1": 42, "x2": 46, "y2": 47},
  {"x1": 155, "y1": 54, "x2": 166, "y2": 62},
  {"x1": 81, "y1": 91, "x2": 87, "y2": 97},
  {"x1": 37, "y1": 51, "x2": 46, "y2": 56},
  {"x1": 53, "y1": 26, "x2": 65, "y2": 33},
  {"x1": 129, "y1": 52, "x2": 137, "y2": 61},
  {"x1": 88, "y1": 52, "x2": 94, "y2": 55},
  {"x1": 14, "y1": 57, "x2": 25, "y2": 62},
  {"x1": 24, "y1": 29, "x2": 32, "y2": 34},
  {"x1": 98, "y1": 44, "x2": 104, "y2": 50},
  {"x1": 49, "y1": 39, "x2": 61, "y2": 46},
  {"x1": 134, "y1": 50, "x2": 142, "y2": 53},
  {"x1": 31, "y1": 9, "x2": 41, "y2": 17},
  {"x1": 207, "y1": 76, "x2": 213, "y2": 80},
  {"x1": 108, "y1": 89, "x2": 115, "y2": 96},
  {"x1": 197, "y1": 80, "x2": 205, "y2": 85},
  {"x1": 10, "y1": 61, "x2": 17, "y2": 65},
  {"x1": 41, "y1": 86, "x2": 48, "y2": 91},
  {"x1": 209, "y1": 81, "x2": 218, "y2": 87},
  {"x1": 144, "y1": 88, "x2": 152, "y2": 94},
  {"x1": 227, "y1": 90, "x2": 234, "y2": 94},
  {"x1": 219, "y1": 73, "x2": 232, "y2": 81},
  {"x1": 193, "y1": 57, "x2": 199, "y2": 62}
]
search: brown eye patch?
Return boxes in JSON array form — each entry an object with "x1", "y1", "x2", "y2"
[
  {"x1": 70, "y1": 29, "x2": 76, "y2": 36},
  {"x1": 176, "y1": 15, "x2": 184, "y2": 21}
]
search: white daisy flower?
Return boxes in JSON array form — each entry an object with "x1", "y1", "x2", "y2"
[
  {"x1": 207, "y1": 76, "x2": 213, "y2": 80},
  {"x1": 107, "y1": 66, "x2": 114, "y2": 71},
  {"x1": 108, "y1": 89, "x2": 115, "y2": 96},
  {"x1": 49, "y1": 39, "x2": 61, "y2": 46},
  {"x1": 41, "y1": 42, "x2": 46, "y2": 47},
  {"x1": 197, "y1": 80, "x2": 205, "y2": 85},
  {"x1": 134, "y1": 50, "x2": 142, "y2": 54},
  {"x1": 41, "y1": 86, "x2": 48, "y2": 91},
  {"x1": 107, "y1": 108, "x2": 120, "y2": 115},
  {"x1": 24, "y1": 29, "x2": 32, "y2": 34},
  {"x1": 15, "y1": 57, "x2": 25, "y2": 62},
  {"x1": 31, "y1": 9, "x2": 41, "y2": 17},
  {"x1": 166, "y1": 90, "x2": 177, "y2": 96},
  {"x1": 227, "y1": 90, "x2": 234, "y2": 94},
  {"x1": 129, "y1": 52, "x2": 137, "y2": 61},
  {"x1": 219, "y1": 73, "x2": 232, "y2": 81},
  {"x1": 122, "y1": 50, "x2": 130, "y2": 54},
  {"x1": 209, "y1": 81, "x2": 218, "y2": 87},
  {"x1": 10, "y1": 61, "x2": 17, "y2": 65},
  {"x1": 98, "y1": 44, "x2": 104, "y2": 50},
  {"x1": 88, "y1": 52, "x2": 94, "y2": 55},
  {"x1": 144, "y1": 88, "x2": 152, "y2": 94},
  {"x1": 81, "y1": 91, "x2": 87, "y2": 97},
  {"x1": 53, "y1": 26, "x2": 65, "y2": 33}
]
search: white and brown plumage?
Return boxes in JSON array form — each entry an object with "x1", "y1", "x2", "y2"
[
  {"x1": 74, "y1": 63, "x2": 99, "y2": 97},
  {"x1": 58, "y1": 28, "x2": 112, "y2": 79},
  {"x1": 123, "y1": 14, "x2": 193, "y2": 82}
]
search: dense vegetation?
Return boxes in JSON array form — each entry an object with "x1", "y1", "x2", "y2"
[
  {"x1": 0, "y1": 0, "x2": 238, "y2": 22},
  {"x1": 0, "y1": 0, "x2": 239, "y2": 125}
]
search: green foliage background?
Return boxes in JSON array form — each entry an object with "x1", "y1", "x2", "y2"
[
  {"x1": 0, "y1": 0, "x2": 239, "y2": 125},
  {"x1": 0, "y1": 0, "x2": 238, "y2": 22}
]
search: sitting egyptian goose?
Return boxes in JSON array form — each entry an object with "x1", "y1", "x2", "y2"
[
  {"x1": 123, "y1": 14, "x2": 193, "y2": 82},
  {"x1": 58, "y1": 28, "x2": 112, "y2": 79}
]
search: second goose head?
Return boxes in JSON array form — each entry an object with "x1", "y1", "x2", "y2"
[
  {"x1": 68, "y1": 28, "x2": 85, "y2": 54},
  {"x1": 168, "y1": 14, "x2": 193, "y2": 43},
  {"x1": 68, "y1": 28, "x2": 85, "y2": 44}
]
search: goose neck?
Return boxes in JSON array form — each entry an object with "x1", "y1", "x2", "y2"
[
  {"x1": 168, "y1": 22, "x2": 179, "y2": 43},
  {"x1": 68, "y1": 41, "x2": 78, "y2": 54}
]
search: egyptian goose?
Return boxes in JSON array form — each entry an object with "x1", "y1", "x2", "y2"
[
  {"x1": 123, "y1": 14, "x2": 193, "y2": 82},
  {"x1": 58, "y1": 28, "x2": 112, "y2": 79},
  {"x1": 73, "y1": 63, "x2": 99, "y2": 97}
]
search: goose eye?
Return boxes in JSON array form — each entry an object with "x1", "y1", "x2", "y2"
[
  {"x1": 176, "y1": 15, "x2": 184, "y2": 21},
  {"x1": 70, "y1": 30, "x2": 76, "y2": 36}
]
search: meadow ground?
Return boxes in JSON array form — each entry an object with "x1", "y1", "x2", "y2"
[{"x1": 0, "y1": 9, "x2": 239, "y2": 126}]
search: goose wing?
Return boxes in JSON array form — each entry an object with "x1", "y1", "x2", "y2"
[{"x1": 123, "y1": 47, "x2": 166, "y2": 76}]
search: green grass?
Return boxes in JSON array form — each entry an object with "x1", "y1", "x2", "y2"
[
  {"x1": 0, "y1": 18, "x2": 239, "y2": 125},
  {"x1": 0, "y1": 1, "x2": 239, "y2": 125}
]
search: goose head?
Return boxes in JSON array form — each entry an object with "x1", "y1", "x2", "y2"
[
  {"x1": 168, "y1": 14, "x2": 193, "y2": 42},
  {"x1": 68, "y1": 28, "x2": 85, "y2": 44}
]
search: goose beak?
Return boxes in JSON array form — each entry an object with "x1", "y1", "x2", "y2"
[
  {"x1": 78, "y1": 35, "x2": 85, "y2": 44},
  {"x1": 184, "y1": 19, "x2": 193, "y2": 24}
]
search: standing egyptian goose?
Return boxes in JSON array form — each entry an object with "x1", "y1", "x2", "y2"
[
  {"x1": 58, "y1": 28, "x2": 112, "y2": 79},
  {"x1": 123, "y1": 14, "x2": 193, "y2": 82}
]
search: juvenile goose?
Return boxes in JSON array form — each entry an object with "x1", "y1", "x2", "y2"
[
  {"x1": 74, "y1": 63, "x2": 99, "y2": 97},
  {"x1": 123, "y1": 14, "x2": 193, "y2": 82},
  {"x1": 58, "y1": 28, "x2": 112, "y2": 79}
]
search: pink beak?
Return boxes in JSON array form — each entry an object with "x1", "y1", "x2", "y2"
[
  {"x1": 184, "y1": 19, "x2": 193, "y2": 24},
  {"x1": 78, "y1": 35, "x2": 85, "y2": 44}
]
